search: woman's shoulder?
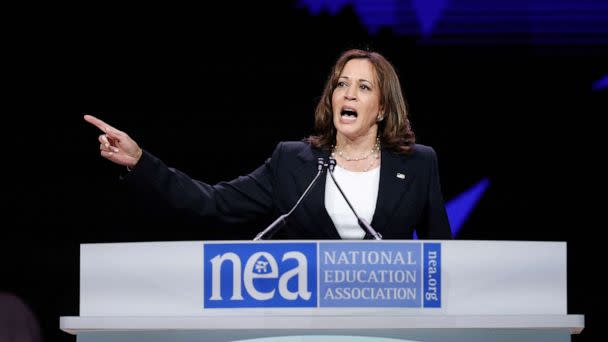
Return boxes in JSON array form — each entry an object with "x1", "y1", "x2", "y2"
[
  {"x1": 411, "y1": 143, "x2": 437, "y2": 158},
  {"x1": 276, "y1": 140, "x2": 314, "y2": 152},
  {"x1": 269, "y1": 140, "x2": 323, "y2": 164},
  {"x1": 390, "y1": 143, "x2": 437, "y2": 161},
  {"x1": 386, "y1": 144, "x2": 440, "y2": 170},
  {"x1": 387, "y1": 144, "x2": 440, "y2": 174}
]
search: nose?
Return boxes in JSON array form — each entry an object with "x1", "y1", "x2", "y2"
[{"x1": 344, "y1": 85, "x2": 357, "y2": 100}]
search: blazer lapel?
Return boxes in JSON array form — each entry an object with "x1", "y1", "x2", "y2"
[
  {"x1": 369, "y1": 149, "x2": 414, "y2": 237},
  {"x1": 292, "y1": 147, "x2": 340, "y2": 239}
]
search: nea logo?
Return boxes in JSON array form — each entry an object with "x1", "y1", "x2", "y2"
[{"x1": 203, "y1": 243, "x2": 317, "y2": 308}]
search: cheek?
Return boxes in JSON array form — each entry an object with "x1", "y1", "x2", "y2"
[
  {"x1": 331, "y1": 92, "x2": 340, "y2": 108},
  {"x1": 366, "y1": 98, "x2": 381, "y2": 116},
  {"x1": 363, "y1": 104, "x2": 379, "y2": 120}
]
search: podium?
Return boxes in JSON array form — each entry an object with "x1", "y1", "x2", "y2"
[{"x1": 60, "y1": 240, "x2": 584, "y2": 341}]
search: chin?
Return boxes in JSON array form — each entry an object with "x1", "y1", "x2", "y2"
[{"x1": 336, "y1": 127, "x2": 361, "y2": 139}]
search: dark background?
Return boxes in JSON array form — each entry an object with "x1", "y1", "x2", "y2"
[{"x1": 3, "y1": 2, "x2": 606, "y2": 341}]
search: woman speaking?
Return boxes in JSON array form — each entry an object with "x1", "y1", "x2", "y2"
[{"x1": 85, "y1": 49, "x2": 452, "y2": 240}]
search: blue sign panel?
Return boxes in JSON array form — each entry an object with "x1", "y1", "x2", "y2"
[
  {"x1": 319, "y1": 242, "x2": 422, "y2": 307},
  {"x1": 423, "y1": 243, "x2": 441, "y2": 308},
  {"x1": 203, "y1": 243, "x2": 317, "y2": 308},
  {"x1": 203, "y1": 241, "x2": 442, "y2": 309}
]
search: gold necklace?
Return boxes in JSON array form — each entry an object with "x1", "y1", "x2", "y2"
[
  {"x1": 361, "y1": 151, "x2": 380, "y2": 172},
  {"x1": 332, "y1": 136, "x2": 380, "y2": 161},
  {"x1": 332, "y1": 137, "x2": 381, "y2": 171}
]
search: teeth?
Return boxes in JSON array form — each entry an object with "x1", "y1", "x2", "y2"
[{"x1": 341, "y1": 108, "x2": 357, "y2": 117}]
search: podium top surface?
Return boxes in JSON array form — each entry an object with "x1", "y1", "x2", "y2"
[{"x1": 60, "y1": 314, "x2": 584, "y2": 335}]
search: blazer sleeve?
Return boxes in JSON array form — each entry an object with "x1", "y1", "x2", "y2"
[
  {"x1": 122, "y1": 143, "x2": 284, "y2": 224},
  {"x1": 417, "y1": 147, "x2": 453, "y2": 239}
]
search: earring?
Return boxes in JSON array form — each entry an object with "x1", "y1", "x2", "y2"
[{"x1": 377, "y1": 115, "x2": 384, "y2": 122}]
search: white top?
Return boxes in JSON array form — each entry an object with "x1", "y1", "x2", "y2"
[{"x1": 324, "y1": 165, "x2": 381, "y2": 239}]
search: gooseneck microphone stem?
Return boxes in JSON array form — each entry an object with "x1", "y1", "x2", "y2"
[
  {"x1": 253, "y1": 213, "x2": 289, "y2": 241},
  {"x1": 327, "y1": 158, "x2": 383, "y2": 240},
  {"x1": 254, "y1": 158, "x2": 326, "y2": 241}
]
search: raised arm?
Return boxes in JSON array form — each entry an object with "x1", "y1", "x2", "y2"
[
  {"x1": 84, "y1": 114, "x2": 143, "y2": 168},
  {"x1": 84, "y1": 114, "x2": 278, "y2": 225}
]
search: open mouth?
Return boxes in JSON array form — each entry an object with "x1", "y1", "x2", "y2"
[{"x1": 341, "y1": 107, "x2": 358, "y2": 118}]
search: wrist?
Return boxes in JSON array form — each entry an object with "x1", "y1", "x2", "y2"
[{"x1": 127, "y1": 148, "x2": 143, "y2": 171}]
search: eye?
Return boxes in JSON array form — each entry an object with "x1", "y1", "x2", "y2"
[
  {"x1": 337, "y1": 81, "x2": 348, "y2": 87},
  {"x1": 360, "y1": 84, "x2": 371, "y2": 91}
]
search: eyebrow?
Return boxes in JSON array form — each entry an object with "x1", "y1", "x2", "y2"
[{"x1": 339, "y1": 76, "x2": 373, "y2": 84}]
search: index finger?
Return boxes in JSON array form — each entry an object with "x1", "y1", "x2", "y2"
[{"x1": 84, "y1": 114, "x2": 117, "y2": 133}]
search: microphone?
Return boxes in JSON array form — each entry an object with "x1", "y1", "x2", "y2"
[
  {"x1": 254, "y1": 157, "x2": 327, "y2": 240},
  {"x1": 327, "y1": 158, "x2": 383, "y2": 240}
]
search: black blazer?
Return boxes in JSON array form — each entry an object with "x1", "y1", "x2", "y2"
[{"x1": 126, "y1": 141, "x2": 452, "y2": 240}]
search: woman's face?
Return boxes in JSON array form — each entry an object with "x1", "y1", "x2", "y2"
[{"x1": 332, "y1": 58, "x2": 382, "y2": 142}]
